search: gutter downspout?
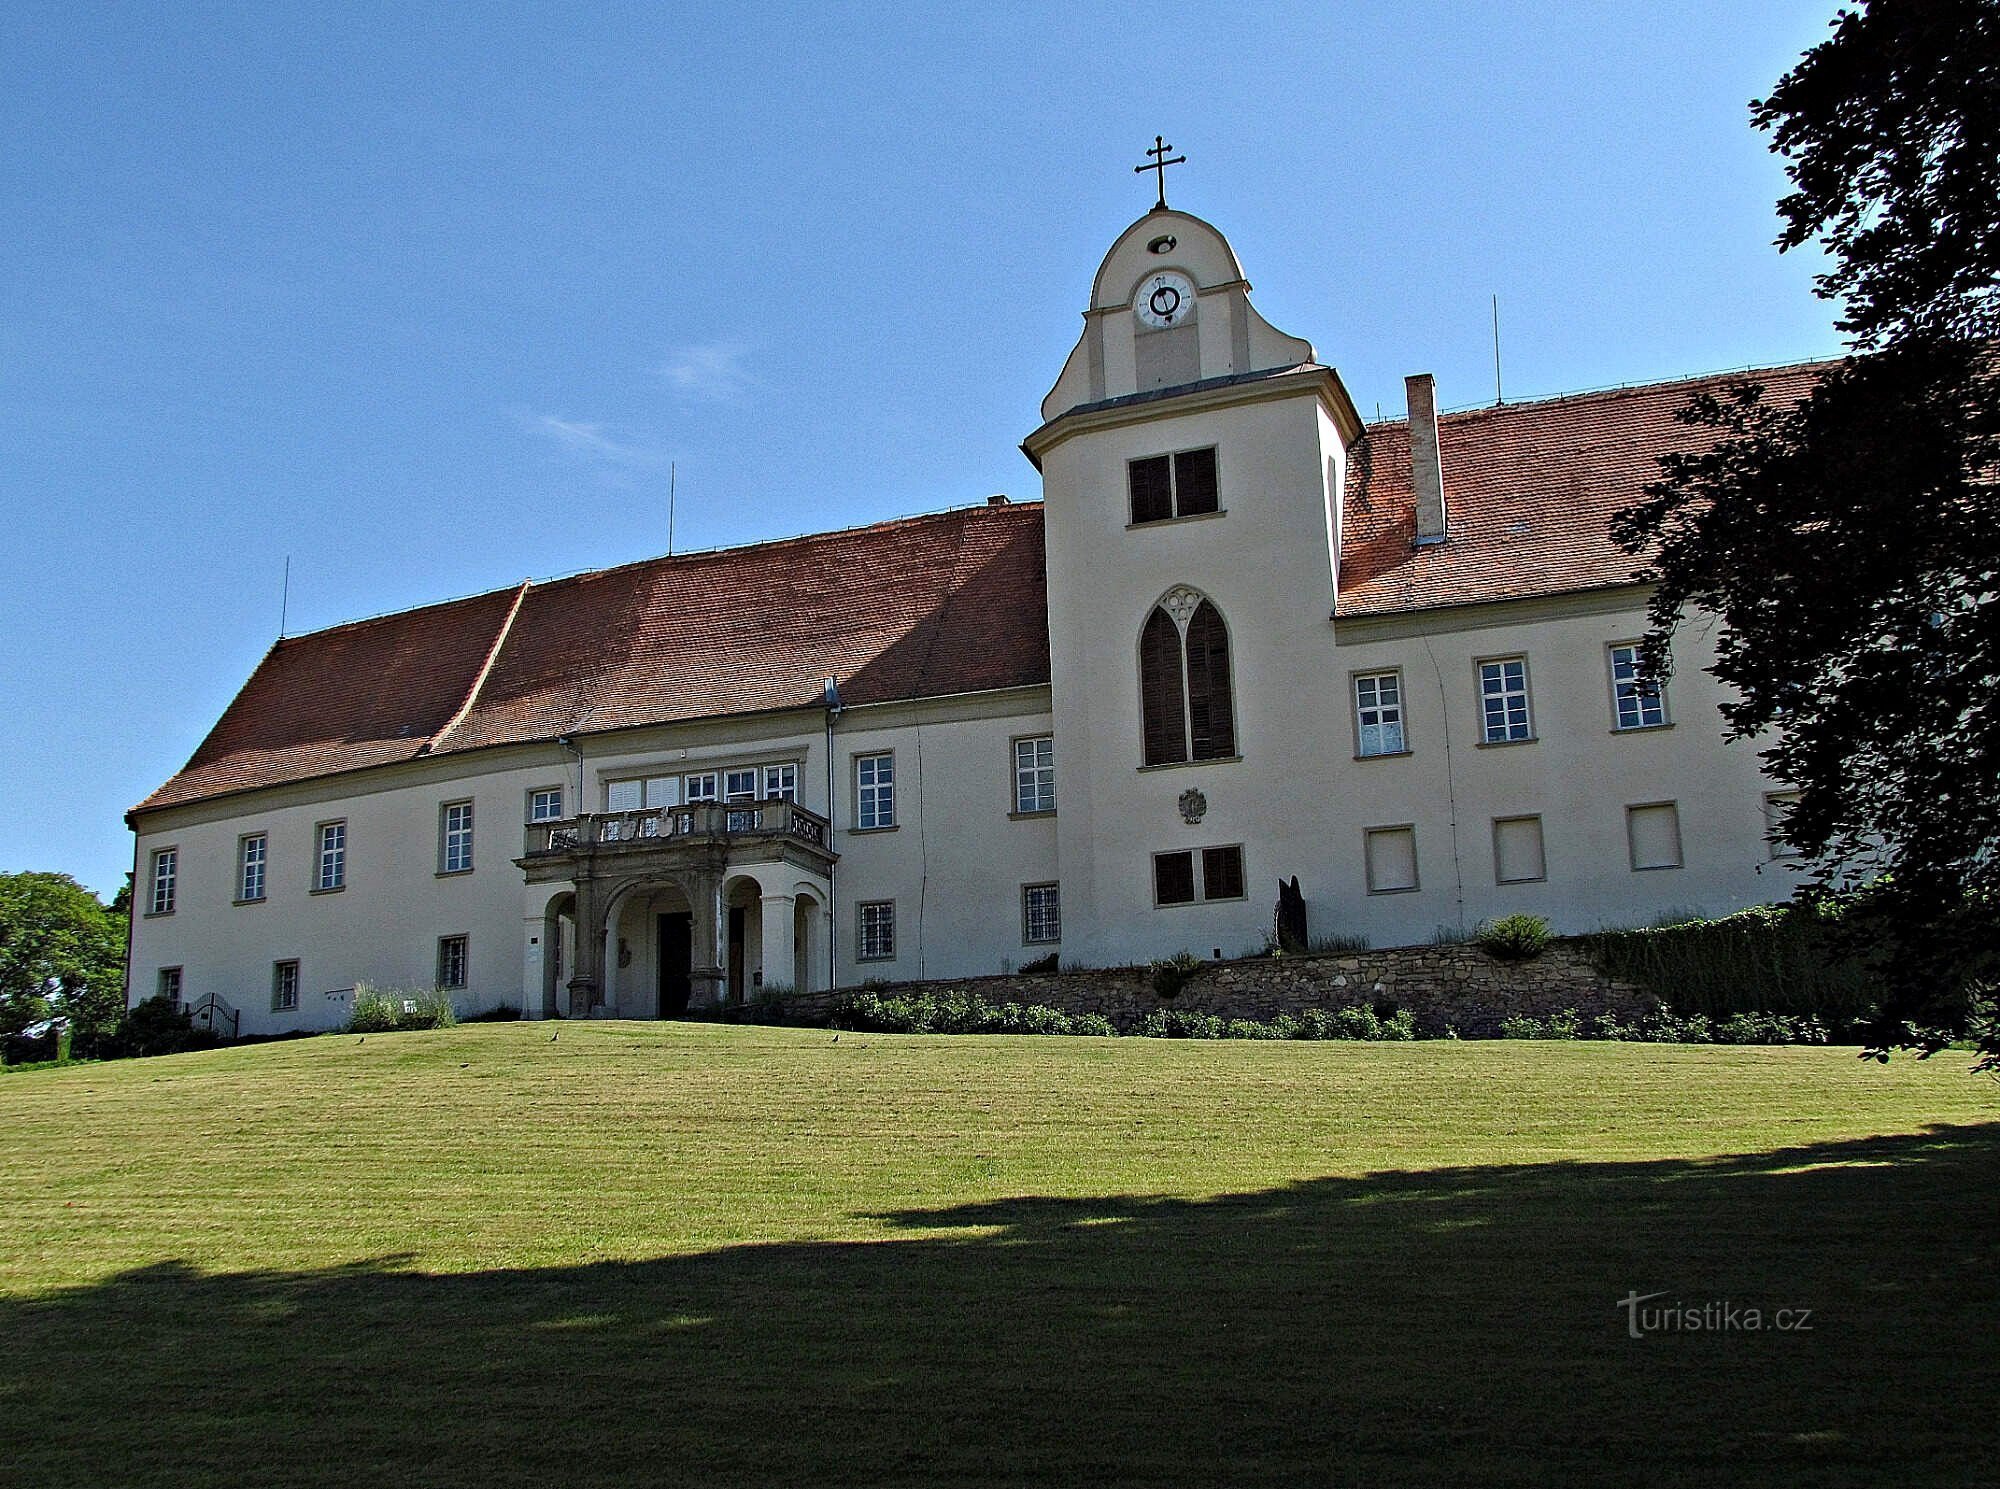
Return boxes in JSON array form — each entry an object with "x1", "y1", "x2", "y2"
[{"x1": 823, "y1": 676, "x2": 843, "y2": 991}]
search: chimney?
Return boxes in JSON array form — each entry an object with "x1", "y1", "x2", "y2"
[
  {"x1": 1406, "y1": 373, "x2": 1448, "y2": 545},
  {"x1": 986, "y1": 493, "x2": 1010, "y2": 506}
]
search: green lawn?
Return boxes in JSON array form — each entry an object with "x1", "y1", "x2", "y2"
[{"x1": 2, "y1": 1024, "x2": 1995, "y2": 1487}]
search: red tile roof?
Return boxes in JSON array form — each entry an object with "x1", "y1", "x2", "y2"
[
  {"x1": 1337, "y1": 360, "x2": 1833, "y2": 617},
  {"x1": 135, "y1": 503, "x2": 1049, "y2": 814},
  {"x1": 136, "y1": 360, "x2": 1834, "y2": 815}
]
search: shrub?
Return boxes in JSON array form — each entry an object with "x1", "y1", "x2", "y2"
[
  {"x1": 1150, "y1": 950, "x2": 1206, "y2": 1000},
  {"x1": 1476, "y1": 914, "x2": 1553, "y2": 961},
  {"x1": 1307, "y1": 931, "x2": 1370, "y2": 955},
  {"x1": 88, "y1": 995, "x2": 221, "y2": 1059},
  {"x1": 1019, "y1": 952, "x2": 1060, "y2": 976},
  {"x1": 1582, "y1": 899, "x2": 1882, "y2": 1023},
  {"x1": 1066, "y1": 1012, "x2": 1119, "y2": 1038},
  {"x1": 346, "y1": 984, "x2": 457, "y2": 1034},
  {"x1": 828, "y1": 991, "x2": 1094, "y2": 1036},
  {"x1": 1139, "y1": 1009, "x2": 1225, "y2": 1039},
  {"x1": 461, "y1": 1004, "x2": 521, "y2": 1023}
]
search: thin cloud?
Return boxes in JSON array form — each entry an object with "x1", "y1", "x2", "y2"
[
  {"x1": 656, "y1": 340, "x2": 753, "y2": 400},
  {"x1": 523, "y1": 414, "x2": 664, "y2": 468}
]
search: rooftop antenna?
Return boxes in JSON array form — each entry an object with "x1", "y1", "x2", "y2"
[
  {"x1": 667, "y1": 461, "x2": 678, "y2": 555},
  {"x1": 1492, "y1": 294, "x2": 1504, "y2": 406},
  {"x1": 279, "y1": 555, "x2": 291, "y2": 639}
]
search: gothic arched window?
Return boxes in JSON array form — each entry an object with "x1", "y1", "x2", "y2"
[{"x1": 1139, "y1": 589, "x2": 1236, "y2": 765}]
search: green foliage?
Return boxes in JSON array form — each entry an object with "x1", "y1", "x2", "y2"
[
  {"x1": 461, "y1": 1004, "x2": 522, "y2": 1023},
  {"x1": 1138, "y1": 1009, "x2": 1225, "y2": 1039},
  {"x1": 0, "y1": 871, "x2": 126, "y2": 1044},
  {"x1": 347, "y1": 984, "x2": 458, "y2": 1034},
  {"x1": 1018, "y1": 952, "x2": 1060, "y2": 976},
  {"x1": 1148, "y1": 950, "x2": 1206, "y2": 1000},
  {"x1": 1582, "y1": 901, "x2": 1880, "y2": 1023},
  {"x1": 1504, "y1": 1005, "x2": 1834, "y2": 1046},
  {"x1": 1306, "y1": 931, "x2": 1370, "y2": 955},
  {"x1": 92, "y1": 994, "x2": 218, "y2": 1060},
  {"x1": 829, "y1": 991, "x2": 1108, "y2": 1037},
  {"x1": 1474, "y1": 914, "x2": 1552, "y2": 962},
  {"x1": 1615, "y1": 2, "x2": 2000, "y2": 1062}
]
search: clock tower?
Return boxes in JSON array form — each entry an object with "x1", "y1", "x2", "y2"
[{"x1": 1024, "y1": 194, "x2": 1365, "y2": 966}]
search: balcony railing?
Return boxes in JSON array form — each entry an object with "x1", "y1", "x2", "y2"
[{"x1": 524, "y1": 799, "x2": 833, "y2": 857}]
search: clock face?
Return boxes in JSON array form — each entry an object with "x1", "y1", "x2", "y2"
[{"x1": 1134, "y1": 270, "x2": 1196, "y2": 329}]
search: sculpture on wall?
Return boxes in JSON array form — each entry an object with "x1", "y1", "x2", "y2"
[{"x1": 1274, "y1": 876, "x2": 1308, "y2": 954}]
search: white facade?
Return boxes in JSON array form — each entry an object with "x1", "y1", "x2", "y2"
[{"x1": 127, "y1": 207, "x2": 1804, "y2": 1034}]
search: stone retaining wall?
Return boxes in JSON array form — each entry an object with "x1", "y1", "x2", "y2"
[{"x1": 760, "y1": 939, "x2": 1653, "y2": 1036}]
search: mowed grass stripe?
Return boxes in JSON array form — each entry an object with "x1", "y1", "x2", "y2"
[{"x1": 2, "y1": 1024, "x2": 1994, "y2": 1487}]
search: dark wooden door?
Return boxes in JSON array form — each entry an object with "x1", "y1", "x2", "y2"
[{"x1": 657, "y1": 913, "x2": 692, "y2": 1017}]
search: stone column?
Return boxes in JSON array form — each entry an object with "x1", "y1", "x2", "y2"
[
  {"x1": 686, "y1": 864, "x2": 726, "y2": 1010},
  {"x1": 759, "y1": 891, "x2": 796, "y2": 994},
  {"x1": 566, "y1": 875, "x2": 603, "y2": 1018}
]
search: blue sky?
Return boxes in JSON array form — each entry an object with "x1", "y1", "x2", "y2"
[{"x1": 1, "y1": 1, "x2": 1847, "y2": 898}]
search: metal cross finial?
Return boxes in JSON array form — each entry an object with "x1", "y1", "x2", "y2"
[{"x1": 1134, "y1": 135, "x2": 1186, "y2": 210}]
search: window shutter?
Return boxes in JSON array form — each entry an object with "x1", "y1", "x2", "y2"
[
  {"x1": 1173, "y1": 448, "x2": 1218, "y2": 516},
  {"x1": 1140, "y1": 608, "x2": 1189, "y2": 765},
  {"x1": 1183, "y1": 601, "x2": 1235, "y2": 759},
  {"x1": 1129, "y1": 456, "x2": 1173, "y2": 524},
  {"x1": 1201, "y1": 845, "x2": 1244, "y2": 900},
  {"x1": 1154, "y1": 851, "x2": 1196, "y2": 905}
]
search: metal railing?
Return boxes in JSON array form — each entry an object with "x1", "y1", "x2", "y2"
[
  {"x1": 525, "y1": 799, "x2": 833, "y2": 856},
  {"x1": 186, "y1": 991, "x2": 240, "y2": 1041}
]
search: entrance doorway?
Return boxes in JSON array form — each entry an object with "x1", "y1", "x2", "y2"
[
  {"x1": 727, "y1": 906, "x2": 747, "y2": 1000},
  {"x1": 657, "y1": 913, "x2": 692, "y2": 1017}
]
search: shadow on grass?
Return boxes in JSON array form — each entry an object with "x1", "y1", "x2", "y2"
[{"x1": 7, "y1": 1126, "x2": 1998, "y2": 1487}]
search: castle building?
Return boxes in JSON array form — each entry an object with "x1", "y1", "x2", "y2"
[{"x1": 126, "y1": 201, "x2": 1818, "y2": 1033}]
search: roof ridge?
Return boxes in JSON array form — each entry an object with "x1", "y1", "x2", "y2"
[
  {"x1": 277, "y1": 499, "x2": 1042, "y2": 646},
  {"x1": 1361, "y1": 354, "x2": 1845, "y2": 431}
]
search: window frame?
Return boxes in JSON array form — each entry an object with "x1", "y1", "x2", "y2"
[
  {"x1": 312, "y1": 820, "x2": 347, "y2": 894},
  {"x1": 236, "y1": 833, "x2": 268, "y2": 905},
  {"x1": 723, "y1": 768, "x2": 758, "y2": 803},
  {"x1": 271, "y1": 959, "x2": 300, "y2": 1013},
  {"x1": 527, "y1": 786, "x2": 565, "y2": 823},
  {"x1": 763, "y1": 763, "x2": 799, "y2": 803},
  {"x1": 1364, "y1": 824, "x2": 1421, "y2": 895},
  {"x1": 1625, "y1": 801, "x2": 1685, "y2": 872},
  {"x1": 1491, "y1": 814, "x2": 1548, "y2": 885},
  {"x1": 1475, "y1": 655, "x2": 1536, "y2": 746},
  {"x1": 1606, "y1": 641, "x2": 1670, "y2": 732},
  {"x1": 436, "y1": 934, "x2": 469, "y2": 990},
  {"x1": 1151, "y1": 845, "x2": 1245, "y2": 907},
  {"x1": 1351, "y1": 668, "x2": 1409, "y2": 759},
  {"x1": 853, "y1": 751, "x2": 896, "y2": 832},
  {"x1": 855, "y1": 900, "x2": 896, "y2": 962},
  {"x1": 146, "y1": 845, "x2": 178, "y2": 917},
  {"x1": 682, "y1": 771, "x2": 720, "y2": 804},
  {"x1": 1011, "y1": 734, "x2": 1056, "y2": 817},
  {"x1": 1763, "y1": 790, "x2": 1804, "y2": 860},
  {"x1": 157, "y1": 966, "x2": 183, "y2": 1009},
  {"x1": 1152, "y1": 849, "x2": 1198, "y2": 907},
  {"x1": 1126, "y1": 445, "x2": 1224, "y2": 527},
  {"x1": 1138, "y1": 591, "x2": 1239, "y2": 769},
  {"x1": 1200, "y1": 844, "x2": 1247, "y2": 903},
  {"x1": 438, "y1": 799, "x2": 475, "y2": 876},
  {"x1": 1022, "y1": 883, "x2": 1062, "y2": 945}
]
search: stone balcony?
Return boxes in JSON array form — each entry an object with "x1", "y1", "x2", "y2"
[{"x1": 520, "y1": 799, "x2": 835, "y2": 870}]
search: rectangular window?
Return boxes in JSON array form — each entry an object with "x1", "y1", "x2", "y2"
[
  {"x1": 528, "y1": 787, "x2": 565, "y2": 823},
  {"x1": 1353, "y1": 671, "x2": 1406, "y2": 757},
  {"x1": 1478, "y1": 658, "x2": 1533, "y2": 743},
  {"x1": 439, "y1": 800, "x2": 474, "y2": 875},
  {"x1": 764, "y1": 764, "x2": 799, "y2": 802},
  {"x1": 1492, "y1": 815, "x2": 1547, "y2": 884},
  {"x1": 1013, "y1": 736, "x2": 1055, "y2": 815},
  {"x1": 857, "y1": 901, "x2": 896, "y2": 961},
  {"x1": 315, "y1": 821, "x2": 346, "y2": 892},
  {"x1": 1201, "y1": 845, "x2": 1246, "y2": 902},
  {"x1": 237, "y1": 834, "x2": 266, "y2": 903},
  {"x1": 437, "y1": 935, "x2": 468, "y2": 989},
  {"x1": 1627, "y1": 802, "x2": 1684, "y2": 871},
  {"x1": 1365, "y1": 826, "x2": 1420, "y2": 894},
  {"x1": 683, "y1": 771, "x2": 719, "y2": 804},
  {"x1": 1764, "y1": 791, "x2": 1803, "y2": 859},
  {"x1": 724, "y1": 768, "x2": 758, "y2": 802},
  {"x1": 149, "y1": 847, "x2": 177, "y2": 915},
  {"x1": 1609, "y1": 643, "x2": 1668, "y2": 730},
  {"x1": 856, "y1": 753, "x2": 895, "y2": 830},
  {"x1": 1022, "y1": 883, "x2": 1062, "y2": 944},
  {"x1": 1128, "y1": 446, "x2": 1220, "y2": 524},
  {"x1": 604, "y1": 778, "x2": 643, "y2": 812},
  {"x1": 1153, "y1": 850, "x2": 1197, "y2": 906},
  {"x1": 158, "y1": 966, "x2": 182, "y2": 1009},
  {"x1": 271, "y1": 960, "x2": 300, "y2": 1013}
]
